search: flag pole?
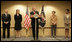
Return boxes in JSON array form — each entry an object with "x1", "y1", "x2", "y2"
[
  {"x1": 42, "y1": 5, "x2": 44, "y2": 35},
  {"x1": 26, "y1": 4, "x2": 28, "y2": 36},
  {"x1": 35, "y1": 18, "x2": 37, "y2": 40}
]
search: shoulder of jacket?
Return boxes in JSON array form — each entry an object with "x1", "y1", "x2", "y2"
[
  {"x1": 8, "y1": 14, "x2": 10, "y2": 15},
  {"x1": 2, "y1": 14, "x2": 5, "y2": 15},
  {"x1": 14, "y1": 14, "x2": 16, "y2": 16},
  {"x1": 30, "y1": 11, "x2": 34, "y2": 14},
  {"x1": 2, "y1": 14, "x2": 5, "y2": 16}
]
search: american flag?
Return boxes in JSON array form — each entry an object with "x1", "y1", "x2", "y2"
[{"x1": 24, "y1": 6, "x2": 31, "y2": 30}]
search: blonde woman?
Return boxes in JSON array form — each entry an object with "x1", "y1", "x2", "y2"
[{"x1": 14, "y1": 9, "x2": 22, "y2": 38}]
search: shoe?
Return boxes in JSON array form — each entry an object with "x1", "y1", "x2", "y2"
[
  {"x1": 68, "y1": 37, "x2": 70, "y2": 39},
  {"x1": 19, "y1": 35, "x2": 21, "y2": 38},
  {"x1": 16, "y1": 36, "x2": 18, "y2": 38},
  {"x1": 51, "y1": 36, "x2": 53, "y2": 38},
  {"x1": 54, "y1": 36, "x2": 56, "y2": 38}
]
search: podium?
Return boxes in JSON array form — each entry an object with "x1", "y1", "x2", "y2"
[{"x1": 30, "y1": 14, "x2": 41, "y2": 41}]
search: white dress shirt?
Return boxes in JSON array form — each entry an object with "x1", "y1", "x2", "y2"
[{"x1": 4, "y1": 13, "x2": 9, "y2": 23}]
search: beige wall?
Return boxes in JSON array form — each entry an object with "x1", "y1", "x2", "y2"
[
  {"x1": 1, "y1": 27, "x2": 71, "y2": 37},
  {"x1": 1, "y1": 1, "x2": 71, "y2": 37},
  {"x1": 1, "y1": 1, "x2": 71, "y2": 27}
]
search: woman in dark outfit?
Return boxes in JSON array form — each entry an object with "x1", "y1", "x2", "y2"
[{"x1": 14, "y1": 9, "x2": 22, "y2": 38}]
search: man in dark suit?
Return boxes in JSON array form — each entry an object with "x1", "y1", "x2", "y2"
[
  {"x1": 2, "y1": 9, "x2": 11, "y2": 38},
  {"x1": 30, "y1": 8, "x2": 40, "y2": 40}
]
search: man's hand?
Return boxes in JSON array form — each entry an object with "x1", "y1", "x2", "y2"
[
  {"x1": 37, "y1": 14, "x2": 41, "y2": 18},
  {"x1": 30, "y1": 15, "x2": 34, "y2": 18},
  {"x1": 6, "y1": 22, "x2": 8, "y2": 24},
  {"x1": 54, "y1": 23, "x2": 56, "y2": 25},
  {"x1": 4, "y1": 22, "x2": 8, "y2": 24}
]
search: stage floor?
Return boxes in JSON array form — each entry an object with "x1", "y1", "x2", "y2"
[{"x1": 1, "y1": 37, "x2": 71, "y2": 41}]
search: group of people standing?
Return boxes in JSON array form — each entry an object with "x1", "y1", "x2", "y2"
[
  {"x1": 2, "y1": 9, "x2": 22, "y2": 38},
  {"x1": 1, "y1": 8, "x2": 71, "y2": 40},
  {"x1": 50, "y1": 9, "x2": 71, "y2": 38}
]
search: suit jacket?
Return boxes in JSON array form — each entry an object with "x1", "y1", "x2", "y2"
[
  {"x1": 2, "y1": 13, "x2": 11, "y2": 25},
  {"x1": 30, "y1": 10, "x2": 39, "y2": 25},
  {"x1": 64, "y1": 14, "x2": 71, "y2": 24}
]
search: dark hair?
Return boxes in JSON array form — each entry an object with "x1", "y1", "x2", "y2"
[
  {"x1": 52, "y1": 11, "x2": 56, "y2": 13},
  {"x1": 66, "y1": 9, "x2": 70, "y2": 12},
  {"x1": 16, "y1": 9, "x2": 20, "y2": 14}
]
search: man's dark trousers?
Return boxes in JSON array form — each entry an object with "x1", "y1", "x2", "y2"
[
  {"x1": 3, "y1": 23, "x2": 10, "y2": 38},
  {"x1": 31, "y1": 18, "x2": 39, "y2": 40}
]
